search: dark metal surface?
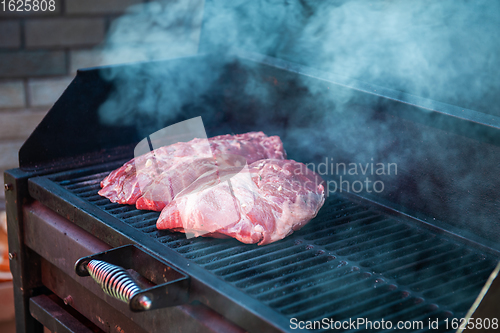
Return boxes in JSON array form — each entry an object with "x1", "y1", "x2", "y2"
[
  {"x1": 4, "y1": 169, "x2": 44, "y2": 333},
  {"x1": 29, "y1": 295, "x2": 98, "y2": 333},
  {"x1": 27, "y1": 163, "x2": 500, "y2": 332},
  {"x1": 75, "y1": 245, "x2": 190, "y2": 311}
]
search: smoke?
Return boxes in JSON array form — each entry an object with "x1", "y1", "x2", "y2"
[
  {"x1": 96, "y1": 0, "x2": 215, "y2": 136},
  {"x1": 101, "y1": 0, "x2": 204, "y2": 65},
  {"x1": 282, "y1": 0, "x2": 500, "y2": 113},
  {"x1": 96, "y1": 0, "x2": 500, "y2": 129}
]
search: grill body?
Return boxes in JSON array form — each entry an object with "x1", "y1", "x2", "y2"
[{"x1": 5, "y1": 52, "x2": 500, "y2": 332}]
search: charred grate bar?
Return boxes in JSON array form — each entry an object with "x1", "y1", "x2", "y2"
[{"x1": 45, "y1": 164, "x2": 499, "y2": 333}]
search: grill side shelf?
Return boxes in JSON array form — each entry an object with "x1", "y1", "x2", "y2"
[
  {"x1": 27, "y1": 165, "x2": 500, "y2": 333},
  {"x1": 28, "y1": 174, "x2": 299, "y2": 333}
]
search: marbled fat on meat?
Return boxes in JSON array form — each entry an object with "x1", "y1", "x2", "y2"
[
  {"x1": 157, "y1": 159, "x2": 325, "y2": 245},
  {"x1": 98, "y1": 132, "x2": 286, "y2": 211}
]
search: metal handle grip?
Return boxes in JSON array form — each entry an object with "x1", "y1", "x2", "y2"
[
  {"x1": 87, "y1": 260, "x2": 139, "y2": 302},
  {"x1": 85, "y1": 260, "x2": 152, "y2": 309},
  {"x1": 75, "y1": 245, "x2": 190, "y2": 312}
]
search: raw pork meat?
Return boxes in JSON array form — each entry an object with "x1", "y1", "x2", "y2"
[
  {"x1": 99, "y1": 132, "x2": 286, "y2": 211},
  {"x1": 157, "y1": 159, "x2": 325, "y2": 245}
]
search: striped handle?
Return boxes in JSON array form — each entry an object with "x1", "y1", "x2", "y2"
[{"x1": 86, "y1": 260, "x2": 142, "y2": 303}]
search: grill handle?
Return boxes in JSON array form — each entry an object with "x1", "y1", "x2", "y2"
[
  {"x1": 85, "y1": 259, "x2": 150, "y2": 308},
  {"x1": 75, "y1": 244, "x2": 190, "y2": 312}
]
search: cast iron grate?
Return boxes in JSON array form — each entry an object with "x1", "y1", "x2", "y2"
[{"x1": 51, "y1": 167, "x2": 498, "y2": 332}]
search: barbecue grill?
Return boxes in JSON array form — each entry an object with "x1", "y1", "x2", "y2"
[{"x1": 5, "y1": 1, "x2": 500, "y2": 332}]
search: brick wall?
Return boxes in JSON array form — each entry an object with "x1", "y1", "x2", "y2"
[{"x1": 0, "y1": 0, "x2": 203, "y2": 207}]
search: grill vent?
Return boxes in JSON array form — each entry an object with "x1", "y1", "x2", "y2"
[{"x1": 52, "y1": 169, "x2": 498, "y2": 332}]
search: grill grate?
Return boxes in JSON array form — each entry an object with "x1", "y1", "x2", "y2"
[{"x1": 50, "y1": 167, "x2": 499, "y2": 332}]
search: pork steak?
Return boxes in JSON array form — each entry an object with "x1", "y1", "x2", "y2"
[
  {"x1": 157, "y1": 159, "x2": 325, "y2": 245},
  {"x1": 99, "y1": 132, "x2": 286, "y2": 211}
]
